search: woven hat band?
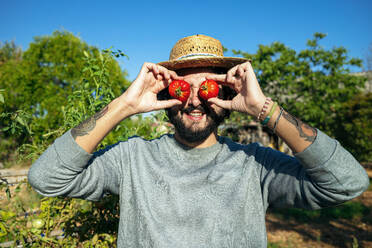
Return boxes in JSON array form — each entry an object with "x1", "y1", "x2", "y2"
[
  {"x1": 176, "y1": 53, "x2": 218, "y2": 60},
  {"x1": 169, "y1": 34, "x2": 223, "y2": 60}
]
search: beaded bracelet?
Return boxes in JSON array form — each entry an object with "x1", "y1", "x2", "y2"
[
  {"x1": 261, "y1": 102, "x2": 278, "y2": 125},
  {"x1": 257, "y1": 97, "x2": 272, "y2": 122},
  {"x1": 273, "y1": 107, "x2": 284, "y2": 133}
]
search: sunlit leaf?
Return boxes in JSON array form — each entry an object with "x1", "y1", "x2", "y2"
[
  {"x1": 83, "y1": 50, "x2": 89, "y2": 58},
  {"x1": 0, "y1": 222, "x2": 7, "y2": 237}
]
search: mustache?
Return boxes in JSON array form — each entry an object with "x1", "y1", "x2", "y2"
[{"x1": 182, "y1": 104, "x2": 209, "y2": 114}]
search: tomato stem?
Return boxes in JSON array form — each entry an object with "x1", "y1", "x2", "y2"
[{"x1": 175, "y1": 87, "x2": 182, "y2": 96}]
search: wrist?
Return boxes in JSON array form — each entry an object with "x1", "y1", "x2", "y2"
[
  {"x1": 109, "y1": 97, "x2": 136, "y2": 122},
  {"x1": 266, "y1": 105, "x2": 281, "y2": 130},
  {"x1": 255, "y1": 97, "x2": 272, "y2": 121},
  {"x1": 261, "y1": 101, "x2": 278, "y2": 125},
  {"x1": 255, "y1": 98, "x2": 282, "y2": 129}
]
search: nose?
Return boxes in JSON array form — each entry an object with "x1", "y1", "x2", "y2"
[{"x1": 189, "y1": 86, "x2": 201, "y2": 107}]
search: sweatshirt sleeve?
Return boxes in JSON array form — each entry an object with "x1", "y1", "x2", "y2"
[
  {"x1": 258, "y1": 129, "x2": 369, "y2": 210},
  {"x1": 28, "y1": 130, "x2": 126, "y2": 201}
]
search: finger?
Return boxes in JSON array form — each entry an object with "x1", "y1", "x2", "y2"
[
  {"x1": 146, "y1": 63, "x2": 159, "y2": 75},
  {"x1": 156, "y1": 65, "x2": 172, "y2": 81},
  {"x1": 205, "y1": 74, "x2": 236, "y2": 89},
  {"x1": 226, "y1": 66, "x2": 238, "y2": 83},
  {"x1": 237, "y1": 66, "x2": 245, "y2": 77},
  {"x1": 156, "y1": 63, "x2": 171, "y2": 72},
  {"x1": 169, "y1": 70, "x2": 182, "y2": 80},
  {"x1": 241, "y1": 61, "x2": 253, "y2": 70},
  {"x1": 145, "y1": 64, "x2": 161, "y2": 80},
  {"x1": 155, "y1": 78, "x2": 170, "y2": 92},
  {"x1": 207, "y1": 98, "x2": 233, "y2": 110},
  {"x1": 216, "y1": 80, "x2": 236, "y2": 89},
  {"x1": 206, "y1": 74, "x2": 226, "y2": 82},
  {"x1": 156, "y1": 74, "x2": 165, "y2": 83},
  {"x1": 154, "y1": 99, "x2": 182, "y2": 110}
]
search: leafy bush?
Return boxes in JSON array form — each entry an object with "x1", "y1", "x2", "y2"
[
  {"x1": 0, "y1": 31, "x2": 130, "y2": 165},
  {"x1": 0, "y1": 35, "x2": 171, "y2": 246},
  {"x1": 269, "y1": 201, "x2": 370, "y2": 223},
  {"x1": 335, "y1": 92, "x2": 372, "y2": 162}
]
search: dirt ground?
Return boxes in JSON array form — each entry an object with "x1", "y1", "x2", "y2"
[{"x1": 265, "y1": 170, "x2": 372, "y2": 248}]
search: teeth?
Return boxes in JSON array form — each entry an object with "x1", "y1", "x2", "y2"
[{"x1": 189, "y1": 112, "x2": 202, "y2": 117}]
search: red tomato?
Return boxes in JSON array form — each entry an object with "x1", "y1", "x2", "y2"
[
  {"x1": 198, "y1": 80, "x2": 219, "y2": 100},
  {"x1": 168, "y1": 80, "x2": 191, "y2": 102}
]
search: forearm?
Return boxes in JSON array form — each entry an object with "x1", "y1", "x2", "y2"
[
  {"x1": 264, "y1": 102, "x2": 317, "y2": 154},
  {"x1": 259, "y1": 104, "x2": 369, "y2": 208},
  {"x1": 72, "y1": 97, "x2": 133, "y2": 153}
]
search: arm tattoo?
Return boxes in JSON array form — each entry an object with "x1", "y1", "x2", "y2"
[
  {"x1": 71, "y1": 106, "x2": 109, "y2": 139},
  {"x1": 282, "y1": 111, "x2": 317, "y2": 143}
]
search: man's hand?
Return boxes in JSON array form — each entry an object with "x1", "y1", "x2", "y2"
[
  {"x1": 118, "y1": 63, "x2": 182, "y2": 117},
  {"x1": 206, "y1": 61, "x2": 266, "y2": 118},
  {"x1": 208, "y1": 61, "x2": 318, "y2": 153},
  {"x1": 72, "y1": 63, "x2": 182, "y2": 153}
]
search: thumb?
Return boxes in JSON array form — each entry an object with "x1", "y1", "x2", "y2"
[{"x1": 208, "y1": 98, "x2": 232, "y2": 110}]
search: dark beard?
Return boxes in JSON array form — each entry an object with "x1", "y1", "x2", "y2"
[{"x1": 167, "y1": 103, "x2": 228, "y2": 143}]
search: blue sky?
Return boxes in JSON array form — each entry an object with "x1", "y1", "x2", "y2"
[{"x1": 1, "y1": 0, "x2": 371, "y2": 80}]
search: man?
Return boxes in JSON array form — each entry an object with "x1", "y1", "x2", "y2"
[{"x1": 28, "y1": 34, "x2": 369, "y2": 247}]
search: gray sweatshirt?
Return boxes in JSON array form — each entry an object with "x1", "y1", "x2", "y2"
[{"x1": 28, "y1": 129, "x2": 369, "y2": 248}]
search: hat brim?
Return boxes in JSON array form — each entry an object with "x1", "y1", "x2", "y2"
[{"x1": 158, "y1": 57, "x2": 249, "y2": 71}]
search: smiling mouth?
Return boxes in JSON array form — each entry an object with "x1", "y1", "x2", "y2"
[
  {"x1": 183, "y1": 111, "x2": 205, "y2": 121},
  {"x1": 180, "y1": 105, "x2": 208, "y2": 121},
  {"x1": 189, "y1": 112, "x2": 203, "y2": 117}
]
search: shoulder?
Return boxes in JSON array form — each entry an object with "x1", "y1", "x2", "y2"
[
  {"x1": 218, "y1": 136, "x2": 291, "y2": 165},
  {"x1": 219, "y1": 135, "x2": 261, "y2": 155},
  {"x1": 217, "y1": 136, "x2": 264, "y2": 167}
]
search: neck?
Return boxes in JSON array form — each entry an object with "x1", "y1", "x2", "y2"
[{"x1": 174, "y1": 131, "x2": 218, "y2": 148}]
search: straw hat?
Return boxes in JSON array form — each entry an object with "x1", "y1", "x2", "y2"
[{"x1": 158, "y1": 34, "x2": 249, "y2": 70}]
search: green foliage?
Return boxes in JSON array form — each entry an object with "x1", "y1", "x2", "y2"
[
  {"x1": 0, "y1": 30, "x2": 130, "y2": 164},
  {"x1": 267, "y1": 242, "x2": 286, "y2": 248},
  {"x1": 0, "y1": 89, "x2": 5, "y2": 104},
  {"x1": 0, "y1": 29, "x2": 172, "y2": 246},
  {"x1": 0, "y1": 41, "x2": 22, "y2": 64},
  {"x1": 335, "y1": 92, "x2": 372, "y2": 162},
  {"x1": 270, "y1": 201, "x2": 370, "y2": 223},
  {"x1": 0, "y1": 181, "x2": 119, "y2": 247},
  {"x1": 231, "y1": 33, "x2": 366, "y2": 138}
]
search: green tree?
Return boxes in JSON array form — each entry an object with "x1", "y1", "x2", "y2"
[
  {"x1": 0, "y1": 41, "x2": 22, "y2": 65},
  {"x1": 0, "y1": 41, "x2": 27, "y2": 164},
  {"x1": 335, "y1": 92, "x2": 372, "y2": 162},
  {"x1": 230, "y1": 33, "x2": 367, "y2": 137},
  {"x1": 0, "y1": 33, "x2": 169, "y2": 246},
  {"x1": 0, "y1": 30, "x2": 131, "y2": 164}
]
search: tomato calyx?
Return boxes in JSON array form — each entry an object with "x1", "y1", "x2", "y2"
[{"x1": 175, "y1": 87, "x2": 183, "y2": 97}]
